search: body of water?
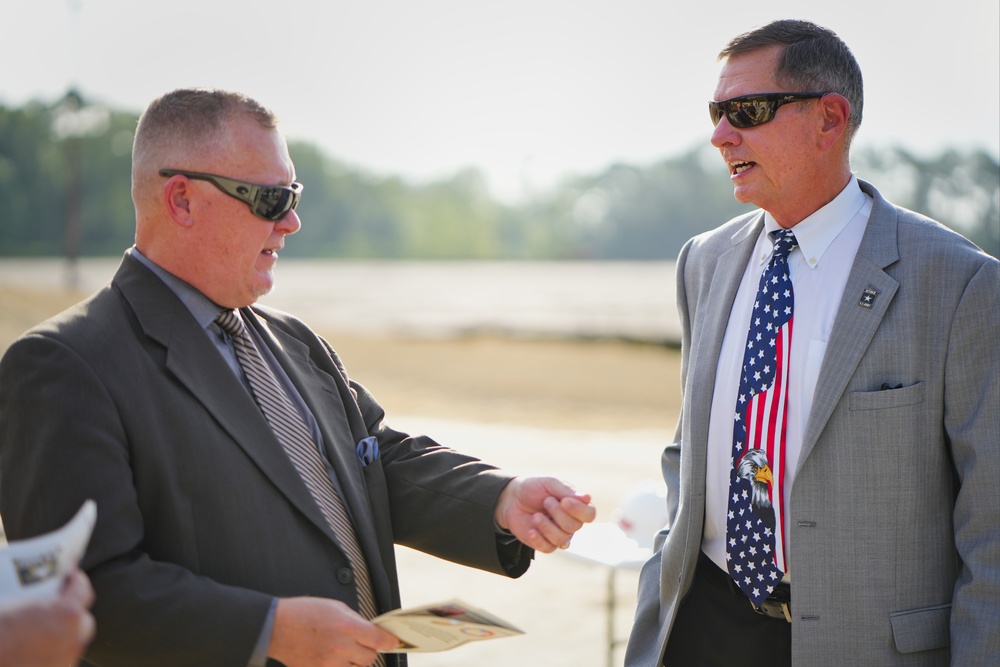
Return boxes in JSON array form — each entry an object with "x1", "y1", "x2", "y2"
[{"x1": 0, "y1": 257, "x2": 681, "y2": 344}]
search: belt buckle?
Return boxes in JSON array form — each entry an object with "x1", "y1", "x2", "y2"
[
  {"x1": 754, "y1": 600, "x2": 792, "y2": 622},
  {"x1": 754, "y1": 590, "x2": 792, "y2": 623}
]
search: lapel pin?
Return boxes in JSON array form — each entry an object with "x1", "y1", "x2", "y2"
[{"x1": 858, "y1": 287, "x2": 879, "y2": 309}]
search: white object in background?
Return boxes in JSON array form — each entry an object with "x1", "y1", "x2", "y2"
[{"x1": 612, "y1": 481, "x2": 669, "y2": 549}]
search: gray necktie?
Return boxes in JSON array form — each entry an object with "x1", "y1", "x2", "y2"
[{"x1": 215, "y1": 309, "x2": 381, "y2": 629}]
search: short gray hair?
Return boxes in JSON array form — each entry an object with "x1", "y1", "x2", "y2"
[
  {"x1": 131, "y1": 88, "x2": 279, "y2": 205},
  {"x1": 132, "y1": 88, "x2": 278, "y2": 175},
  {"x1": 720, "y1": 20, "x2": 864, "y2": 146}
]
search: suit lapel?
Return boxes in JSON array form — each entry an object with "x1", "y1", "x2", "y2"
[
  {"x1": 687, "y1": 217, "x2": 762, "y2": 466},
  {"x1": 796, "y1": 181, "x2": 900, "y2": 472},
  {"x1": 245, "y1": 309, "x2": 391, "y2": 596},
  {"x1": 113, "y1": 256, "x2": 338, "y2": 541},
  {"x1": 244, "y1": 312, "x2": 379, "y2": 530}
]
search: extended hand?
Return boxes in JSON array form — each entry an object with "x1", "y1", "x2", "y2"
[{"x1": 494, "y1": 476, "x2": 596, "y2": 553}]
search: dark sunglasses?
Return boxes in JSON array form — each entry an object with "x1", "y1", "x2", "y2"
[
  {"x1": 159, "y1": 169, "x2": 303, "y2": 221},
  {"x1": 708, "y1": 92, "x2": 828, "y2": 129}
]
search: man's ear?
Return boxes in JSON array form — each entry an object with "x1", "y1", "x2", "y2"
[
  {"x1": 817, "y1": 93, "x2": 851, "y2": 151},
  {"x1": 163, "y1": 176, "x2": 195, "y2": 227}
]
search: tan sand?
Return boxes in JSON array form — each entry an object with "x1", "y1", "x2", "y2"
[{"x1": 0, "y1": 284, "x2": 682, "y2": 666}]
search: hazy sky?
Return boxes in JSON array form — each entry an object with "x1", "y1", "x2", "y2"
[{"x1": 3, "y1": 0, "x2": 997, "y2": 201}]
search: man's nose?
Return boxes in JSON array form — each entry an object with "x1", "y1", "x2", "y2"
[
  {"x1": 711, "y1": 115, "x2": 740, "y2": 148},
  {"x1": 276, "y1": 208, "x2": 302, "y2": 234}
]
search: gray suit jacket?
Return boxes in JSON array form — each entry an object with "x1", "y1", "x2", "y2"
[
  {"x1": 625, "y1": 180, "x2": 1000, "y2": 666},
  {"x1": 0, "y1": 254, "x2": 532, "y2": 667}
]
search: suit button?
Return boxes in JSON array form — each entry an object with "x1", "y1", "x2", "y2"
[{"x1": 336, "y1": 567, "x2": 354, "y2": 585}]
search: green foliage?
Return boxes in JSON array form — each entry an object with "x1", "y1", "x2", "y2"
[
  {"x1": 0, "y1": 96, "x2": 134, "y2": 257},
  {"x1": 545, "y1": 149, "x2": 757, "y2": 259},
  {"x1": 854, "y1": 147, "x2": 1000, "y2": 258},
  {"x1": 1, "y1": 97, "x2": 997, "y2": 260}
]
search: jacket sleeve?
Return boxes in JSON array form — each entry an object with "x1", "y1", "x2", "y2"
[
  {"x1": 0, "y1": 332, "x2": 272, "y2": 667},
  {"x1": 656, "y1": 235, "x2": 697, "y2": 541},
  {"x1": 943, "y1": 258, "x2": 1000, "y2": 664},
  {"x1": 317, "y1": 334, "x2": 533, "y2": 578}
]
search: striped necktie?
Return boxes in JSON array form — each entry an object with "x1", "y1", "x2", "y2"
[
  {"x1": 726, "y1": 229, "x2": 796, "y2": 607},
  {"x1": 215, "y1": 309, "x2": 382, "y2": 630}
]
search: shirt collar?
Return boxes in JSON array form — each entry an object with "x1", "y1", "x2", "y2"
[
  {"x1": 760, "y1": 174, "x2": 867, "y2": 269},
  {"x1": 128, "y1": 246, "x2": 227, "y2": 330}
]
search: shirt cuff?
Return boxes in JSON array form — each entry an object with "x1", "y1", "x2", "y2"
[{"x1": 248, "y1": 598, "x2": 277, "y2": 667}]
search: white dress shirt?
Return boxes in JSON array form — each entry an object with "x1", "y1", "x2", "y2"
[{"x1": 701, "y1": 175, "x2": 873, "y2": 581}]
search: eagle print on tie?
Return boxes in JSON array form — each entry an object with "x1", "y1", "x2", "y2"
[{"x1": 726, "y1": 229, "x2": 796, "y2": 607}]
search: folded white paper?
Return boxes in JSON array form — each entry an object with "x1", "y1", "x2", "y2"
[
  {"x1": 374, "y1": 599, "x2": 524, "y2": 653},
  {"x1": 0, "y1": 500, "x2": 96, "y2": 612}
]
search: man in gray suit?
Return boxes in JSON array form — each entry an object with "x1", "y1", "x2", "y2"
[
  {"x1": 625, "y1": 19, "x2": 999, "y2": 667},
  {"x1": 0, "y1": 88, "x2": 595, "y2": 667}
]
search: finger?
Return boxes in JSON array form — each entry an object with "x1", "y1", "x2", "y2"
[
  {"x1": 559, "y1": 496, "x2": 597, "y2": 524},
  {"x1": 63, "y1": 569, "x2": 95, "y2": 606},
  {"x1": 542, "y1": 496, "x2": 586, "y2": 534},
  {"x1": 356, "y1": 619, "x2": 402, "y2": 654},
  {"x1": 369, "y1": 627, "x2": 403, "y2": 653},
  {"x1": 347, "y1": 646, "x2": 381, "y2": 667},
  {"x1": 531, "y1": 511, "x2": 573, "y2": 553},
  {"x1": 342, "y1": 632, "x2": 386, "y2": 667},
  {"x1": 540, "y1": 477, "x2": 583, "y2": 500},
  {"x1": 542, "y1": 482, "x2": 594, "y2": 514},
  {"x1": 78, "y1": 610, "x2": 97, "y2": 647}
]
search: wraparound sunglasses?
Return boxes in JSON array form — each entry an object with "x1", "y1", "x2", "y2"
[
  {"x1": 709, "y1": 92, "x2": 828, "y2": 129},
  {"x1": 159, "y1": 169, "x2": 303, "y2": 221}
]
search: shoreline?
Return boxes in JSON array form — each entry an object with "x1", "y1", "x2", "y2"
[
  {"x1": 0, "y1": 284, "x2": 682, "y2": 432},
  {"x1": 0, "y1": 256, "x2": 683, "y2": 347}
]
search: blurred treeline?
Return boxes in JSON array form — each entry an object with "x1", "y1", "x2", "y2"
[{"x1": 1, "y1": 97, "x2": 997, "y2": 259}]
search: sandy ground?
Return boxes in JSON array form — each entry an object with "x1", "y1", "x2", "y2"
[{"x1": 0, "y1": 284, "x2": 683, "y2": 667}]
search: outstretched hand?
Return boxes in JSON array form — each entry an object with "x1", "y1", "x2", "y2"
[{"x1": 494, "y1": 476, "x2": 596, "y2": 553}]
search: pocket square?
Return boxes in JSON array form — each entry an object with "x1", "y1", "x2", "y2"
[{"x1": 357, "y1": 436, "x2": 379, "y2": 467}]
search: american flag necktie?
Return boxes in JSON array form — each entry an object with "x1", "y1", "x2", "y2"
[
  {"x1": 216, "y1": 310, "x2": 384, "y2": 655},
  {"x1": 726, "y1": 229, "x2": 796, "y2": 607}
]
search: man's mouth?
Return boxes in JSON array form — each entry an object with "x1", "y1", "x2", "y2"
[{"x1": 729, "y1": 160, "x2": 754, "y2": 176}]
